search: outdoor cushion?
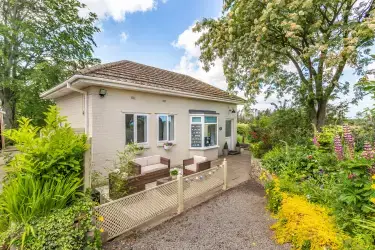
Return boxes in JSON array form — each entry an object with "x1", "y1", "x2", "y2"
[
  {"x1": 142, "y1": 163, "x2": 168, "y2": 174},
  {"x1": 185, "y1": 164, "x2": 197, "y2": 172},
  {"x1": 193, "y1": 156, "x2": 207, "y2": 164},
  {"x1": 147, "y1": 155, "x2": 161, "y2": 165},
  {"x1": 134, "y1": 157, "x2": 148, "y2": 167}
]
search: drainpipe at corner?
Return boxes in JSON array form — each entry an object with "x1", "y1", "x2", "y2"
[{"x1": 67, "y1": 82, "x2": 88, "y2": 135}]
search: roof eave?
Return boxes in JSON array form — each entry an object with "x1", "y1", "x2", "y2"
[{"x1": 41, "y1": 75, "x2": 245, "y2": 104}]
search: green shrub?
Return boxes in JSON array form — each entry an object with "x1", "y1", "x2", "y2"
[
  {"x1": 250, "y1": 141, "x2": 271, "y2": 158},
  {"x1": 4, "y1": 106, "x2": 88, "y2": 180},
  {"x1": 237, "y1": 123, "x2": 249, "y2": 143},
  {"x1": 0, "y1": 173, "x2": 82, "y2": 226},
  {"x1": 0, "y1": 198, "x2": 100, "y2": 250}
]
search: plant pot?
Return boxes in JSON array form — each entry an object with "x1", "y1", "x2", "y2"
[
  {"x1": 171, "y1": 175, "x2": 177, "y2": 180},
  {"x1": 223, "y1": 149, "x2": 229, "y2": 156},
  {"x1": 236, "y1": 146, "x2": 241, "y2": 152},
  {"x1": 135, "y1": 150, "x2": 143, "y2": 156},
  {"x1": 240, "y1": 148, "x2": 244, "y2": 153},
  {"x1": 164, "y1": 145, "x2": 173, "y2": 150}
]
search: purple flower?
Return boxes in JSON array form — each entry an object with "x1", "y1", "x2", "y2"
[
  {"x1": 362, "y1": 142, "x2": 374, "y2": 160},
  {"x1": 343, "y1": 125, "x2": 355, "y2": 159},
  {"x1": 334, "y1": 135, "x2": 344, "y2": 161}
]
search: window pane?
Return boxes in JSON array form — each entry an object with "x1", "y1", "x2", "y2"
[
  {"x1": 137, "y1": 115, "x2": 147, "y2": 143},
  {"x1": 169, "y1": 115, "x2": 174, "y2": 141},
  {"x1": 125, "y1": 114, "x2": 134, "y2": 144},
  {"x1": 204, "y1": 124, "x2": 217, "y2": 147},
  {"x1": 225, "y1": 120, "x2": 232, "y2": 137},
  {"x1": 192, "y1": 117, "x2": 201, "y2": 123},
  {"x1": 158, "y1": 115, "x2": 167, "y2": 141},
  {"x1": 205, "y1": 116, "x2": 217, "y2": 123},
  {"x1": 191, "y1": 124, "x2": 202, "y2": 147}
]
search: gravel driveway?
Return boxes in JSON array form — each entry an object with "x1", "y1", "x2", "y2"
[{"x1": 104, "y1": 180, "x2": 289, "y2": 250}]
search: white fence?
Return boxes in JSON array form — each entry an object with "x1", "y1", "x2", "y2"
[{"x1": 94, "y1": 159, "x2": 228, "y2": 240}]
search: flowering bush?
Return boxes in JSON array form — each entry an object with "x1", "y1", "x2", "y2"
[
  {"x1": 271, "y1": 193, "x2": 346, "y2": 250},
  {"x1": 263, "y1": 124, "x2": 375, "y2": 248}
]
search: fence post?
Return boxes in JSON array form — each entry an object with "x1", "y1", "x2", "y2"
[
  {"x1": 223, "y1": 158, "x2": 228, "y2": 190},
  {"x1": 177, "y1": 173, "x2": 184, "y2": 214}
]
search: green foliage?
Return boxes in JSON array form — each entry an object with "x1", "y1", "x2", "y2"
[
  {"x1": 4, "y1": 106, "x2": 88, "y2": 180},
  {"x1": 262, "y1": 124, "x2": 375, "y2": 247},
  {"x1": 0, "y1": 107, "x2": 99, "y2": 249},
  {"x1": 0, "y1": 173, "x2": 82, "y2": 226},
  {"x1": 0, "y1": 0, "x2": 100, "y2": 127},
  {"x1": 265, "y1": 178, "x2": 282, "y2": 214},
  {"x1": 248, "y1": 107, "x2": 311, "y2": 157},
  {"x1": 237, "y1": 123, "x2": 249, "y2": 143},
  {"x1": 195, "y1": 0, "x2": 375, "y2": 127},
  {"x1": 0, "y1": 198, "x2": 101, "y2": 250},
  {"x1": 250, "y1": 141, "x2": 271, "y2": 158},
  {"x1": 317, "y1": 125, "x2": 342, "y2": 153},
  {"x1": 109, "y1": 144, "x2": 141, "y2": 200}
]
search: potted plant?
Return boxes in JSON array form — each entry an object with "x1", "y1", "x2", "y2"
[
  {"x1": 134, "y1": 144, "x2": 144, "y2": 155},
  {"x1": 223, "y1": 142, "x2": 229, "y2": 156},
  {"x1": 163, "y1": 142, "x2": 173, "y2": 150},
  {"x1": 170, "y1": 168, "x2": 179, "y2": 180},
  {"x1": 236, "y1": 141, "x2": 241, "y2": 153}
]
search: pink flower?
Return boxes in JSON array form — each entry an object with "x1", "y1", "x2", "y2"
[
  {"x1": 362, "y1": 142, "x2": 374, "y2": 160},
  {"x1": 334, "y1": 135, "x2": 343, "y2": 161},
  {"x1": 343, "y1": 125, "x2": 355, "y2": 159}
]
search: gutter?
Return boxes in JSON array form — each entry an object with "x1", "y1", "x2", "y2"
[{"x1": 67, "y1": 82, "x2": 88, "y2": 135}]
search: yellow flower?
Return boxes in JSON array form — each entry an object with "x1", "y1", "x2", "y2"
[
  {"x1": 372, "y1": 175, "x2": 375, "y2": 180},
  {"x1": 100, "y1": 228, "x2": 104, "y2": 233},
  {"x1": 370, "y1": 198, "x2": 375, "y2": 204},
  {"x1": 98, "y1": 216, "x2": 104, "y2": 222},
  {"x1": 371, "y1": 184, "x2": 375, "y2": 190}
]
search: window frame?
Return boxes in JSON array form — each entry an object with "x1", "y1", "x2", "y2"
[
  {"x1": 157, "y1": 114, "x2": 176, "y2": 143},
  {"x1": 189, "y1": 114, "x2": 219, "y2": 149},
  {"x1": 125, "y1": 113, "x2": 150, "y2": 145}
]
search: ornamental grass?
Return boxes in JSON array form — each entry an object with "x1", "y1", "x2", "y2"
[{"x1": 271, "y1": 193, "x2": 346, "y2": 250}]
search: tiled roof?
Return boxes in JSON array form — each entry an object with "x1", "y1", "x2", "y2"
[{"x1": 78, "y1": 60, "x2": 244, "y2": 103}]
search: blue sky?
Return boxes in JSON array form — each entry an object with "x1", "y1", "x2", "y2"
[{"x1": 80, "y1": 0, "x2": 373, "y2": 117}]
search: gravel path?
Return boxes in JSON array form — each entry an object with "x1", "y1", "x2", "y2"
[{"x1": 104, "y1": 180, "x2": 289, "y2": 250}]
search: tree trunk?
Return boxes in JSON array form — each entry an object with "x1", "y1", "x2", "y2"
[
  {"x1": 0, "y1": 87, "x2": 16, "y2": 129},
  {"x1": 316, "y1": 99, "x2": 327, "y2": 130},
  {"x1": 307, "y1": 98, "x2": 328, "y2": 131}
]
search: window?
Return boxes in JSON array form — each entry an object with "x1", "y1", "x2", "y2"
[
  {"x1": 125, "y1": 114, "x2": 148, "y2": 144},
  {"x1": 190, "y1": 115, "x2": 218, "y2": 148},
  {"x1": 158, "y1": 114, "x2": 175, "y2": 142}
]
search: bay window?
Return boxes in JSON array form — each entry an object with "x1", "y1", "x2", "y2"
[
  {"x1": 158, "y1": 114, "x2": 175, "y2": 142},
  {"x1": 125, "y1": 114, "x2": 148, "y2": 145},
  {"x1": 190, "y1": 115, "x2": 218, "y2": 148}
]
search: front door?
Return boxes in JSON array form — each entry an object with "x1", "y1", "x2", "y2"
[{"x1": 225, "y1": 119, "x2": 233, "y2": 150}]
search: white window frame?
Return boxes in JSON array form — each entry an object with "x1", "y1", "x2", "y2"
[
  {"x1": 157, "y1": 114, "x2": 176, "y2": 143},
  {"x1": 125, "y1": 113, "x2": 149, "y2": 145},
  {"x1": 189, "y1": 114, "x2": 219, "y2": 149}
]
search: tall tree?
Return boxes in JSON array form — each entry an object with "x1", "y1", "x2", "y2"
[
  {"x1": 0, "y1": 0, "x2": 100, "y2": 127},
  {"x1": 195, "y1": 0, "x2": 375, "y2": 129}
]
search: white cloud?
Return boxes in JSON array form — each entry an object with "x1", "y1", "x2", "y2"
[
  {"x1": 172, "y1": 23, "x2": 276, "y2": 111},
  {"x1": 120, "y1": 32, "x2": 128, "y2": 42},
  {"x1": 79, "y1": 0, "x2": 166, "y2": 22},
  {"x1": 172, "y1": 23, "x2": 228, "y2": 90}
]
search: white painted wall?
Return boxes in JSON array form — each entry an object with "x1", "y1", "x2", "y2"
[
  {"x1": 59, "y1": 86, "x2": 238, "y2": 175},
  {"x1": 55, "y1": 92, "x2": 85, "y2": 130}
]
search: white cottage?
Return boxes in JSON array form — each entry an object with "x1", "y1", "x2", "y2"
[{"x1": 41, "y1": 60, "x2": 244, "y2": 175}]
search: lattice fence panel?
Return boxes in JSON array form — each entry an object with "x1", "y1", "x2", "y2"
[
  {"x1": 95, "y1": 180, "x2": 178, "y2": 240},
  {"x1": 182, "y1": 165, "x2": 224, "y2": 202}
]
